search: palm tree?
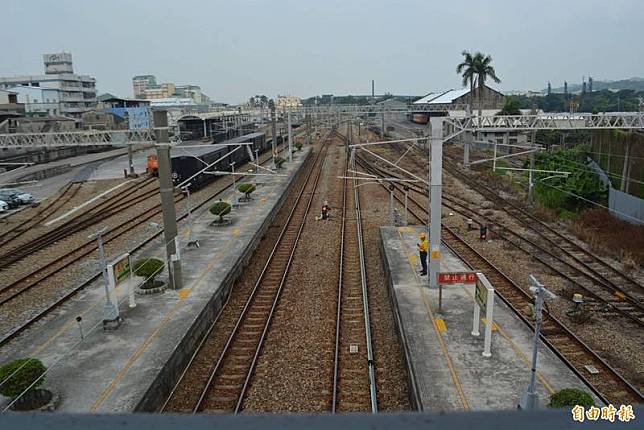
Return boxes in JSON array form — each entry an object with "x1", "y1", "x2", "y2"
[
  {"x1": 473, "y1": 53, "x2": 501, "y2": 118},
  {"x1": 456, "y1": 50, "x2": 477, "y2": 115}
]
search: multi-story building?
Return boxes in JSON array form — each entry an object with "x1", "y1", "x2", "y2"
[
  {"x1": 174, "y1": 85, "x2": 210, "y2": 104},
  {"x1": 133, "y1": 75, "x2": 211, "y2": 104},
  {"x1": 143, "y1": 82, "x2": 176, "y2": 99},
  {"x1": 0, "y1": 52, "x2": 96, "y2": 118},
  {"x1": 276, "y1": 95, "x2": 302, "y2": 109},
  {"x1": 132, "y1": 75, "x2": 157, "y2": 98}
]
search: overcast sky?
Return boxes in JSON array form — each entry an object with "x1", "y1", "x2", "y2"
[{"x1": 3, "y1": 0, "x2": 643, "y2": 103}]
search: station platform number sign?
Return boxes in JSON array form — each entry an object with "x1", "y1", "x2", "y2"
[{"x1": 438, "y1": 272, "x2": 477, "y2": 285}]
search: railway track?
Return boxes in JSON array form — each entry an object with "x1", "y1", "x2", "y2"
[
  {"x1": 359, "y1": 145, "x2": 644, "y2": 326},
  {"x1": 332, "y1": 141, "x2": 377, "y2": 413},
  {"x1": 161, "y1": 133, "x2": 330, "y2": 414},
  {"x1": 0, "y1": 146, "x2": 290, "y2": 348},
  {"x1": 355, "y1": 154, "x2": 643, "y2": 405},
  {"x1": 0, "y1": 182, "x2": 82, "y2": 248},
  {"x1": 443, "y1": 161, "x2": 644, "y2": 300},
  {"x1": 0, "y1": 177, "x2": 158, "y2": 268}
]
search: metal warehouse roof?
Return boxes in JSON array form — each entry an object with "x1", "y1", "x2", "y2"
[{"x1": 414, "y1": 88, "x2": 470, "y2": 104}]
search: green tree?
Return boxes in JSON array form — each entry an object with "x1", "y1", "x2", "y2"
[
  {"x1": 498, "y1": 97, "x2": 522, "y2": 115},
  {"x1": 473, "y1": 52, "x2": 501, "y2": 117},
  {"x1": 132, "y1": 258, "x2": 165, "y2": 288},
  {"x1": 456, "y1": 50, "x2": 478, "y2": 112},
  {"x1": 0, "y1": 358, "x2": 46, "y2": 398},
  {"x1": 210, "y1": 200, "x2": 232, "y2": 223}
]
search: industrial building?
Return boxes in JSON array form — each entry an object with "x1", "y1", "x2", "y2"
[{"x1": 0, "y1": 53, "x2": 97, "y2": 118}]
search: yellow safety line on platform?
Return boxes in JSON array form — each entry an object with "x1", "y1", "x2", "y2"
[
  {"x1": 29, "y1": 151, "x2": 289, "y2": 357},
  {"x1": 396, "y1": 228, "x2": 471, "y2": 411},
  {"x1": 459, "y1": 285, "x2": 556, "y2": 395},
  {"x1": 29, "y1": 222, "x2": 195, "y2": 357},
  {"x1": 90, "y1": 194, "x2": 268, "y2": 412}
]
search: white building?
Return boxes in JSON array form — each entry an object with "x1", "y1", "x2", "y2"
[
  {"x1": 7, "y1": 85, "x2": 62, "y2": 116},
  {"x1": 0, "y1": 53, "x2": 97, "y2": 118}
]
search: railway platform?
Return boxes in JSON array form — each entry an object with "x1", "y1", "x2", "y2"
[
  {"x1": 0, "y1": 148, "x2": 310, "y2": 413},
  {"x1": 379, "y1": 225, "x2": 599, "y2": 411}
]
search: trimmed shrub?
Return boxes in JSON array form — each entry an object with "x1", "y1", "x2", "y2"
[
  {"x1": 132, "y1": 257, "x2": 165, "y2": 288},
  {"x1": 210, "y1": 200, "x2": 232, "y2": 223},
  {"x1": 237, "y1": 183, "x2": 256, "y2": 199},
  {"x1": 294, "y1": 141, "x2": 303, "y2": 151},
  {"x1": 274, "y1": 156, "x2": 286, "y2": 169},
  {"x1": 549, "y1": 388, "x2": 595, "y2": 408},
  {"x1": 0, "y1": 358, "x2": 46, "y2": 398}
]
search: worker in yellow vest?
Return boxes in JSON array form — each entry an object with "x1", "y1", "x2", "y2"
[{"x1": 417, "y1": 232, "x2": 429, "y2": 276}]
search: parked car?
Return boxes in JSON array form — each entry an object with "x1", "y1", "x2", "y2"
[
  {"x1": 0, "y1": 189, "x2": 34, "y2": 205},
  {"x1": 11, "y1": 189, "x2": 35, "y2": 204},
  {"x1": 0, "y1": 190, "x2": 23, "y2": 208},
  {"x1": 0, "y1": 200, "x2": 8, "y2": 212}
]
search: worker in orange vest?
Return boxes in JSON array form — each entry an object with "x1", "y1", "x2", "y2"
[{"x1": 417, "y1": 232, "x2": 429, "y2": 276}]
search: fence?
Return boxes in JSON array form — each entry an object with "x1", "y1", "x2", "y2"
[{"x1": 588, "y1": 157, "x2": 643, "y2": 224}]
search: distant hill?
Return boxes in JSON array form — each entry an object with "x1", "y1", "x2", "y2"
[{"x1": 548, "y1": 77, "x2": 644, "y2": 93}]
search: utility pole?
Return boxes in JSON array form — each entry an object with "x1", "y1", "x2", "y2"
[
  {"x1": 154, "y1": 110, "x2": 183, "y2": 290},
  {"x1": 528, "y1": 130, "x2": 536, "y2": 205},
  {"x1": 89, "y1": 226, "x2": 120, "y2": 329},
  {"x1": 307, "y1": 114, "x2": 312, "y2": 145},
  {"x1": 271, "y1": 102, "x2": 277, "y2": 167},
  {"x1": 428, "y1": 117, "x2": 443, "y2": 293},
  {"x1": 464, "y1": 105, "x2": 471, "y2": 168},
  {"x1": 287, "y1": 109, "x2": 293, "y2": 162},
  {"x1": 519, "y1": 275, "x2": 556, "y2": 410},
  {"x1": 381, "y1": 111, "x2": 386, "y2": 139}
]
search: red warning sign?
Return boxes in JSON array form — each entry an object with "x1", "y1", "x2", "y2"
[{"x1": 438, "y1": 272, "x2": 477, "y2": 285}]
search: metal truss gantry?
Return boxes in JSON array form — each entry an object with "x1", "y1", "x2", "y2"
[
  {"x1": 0, "y1": 129, "x2": 155, "y2": 148},
  {"x1": 1, "y1": 108, "x2": 642, "y2": 149}
]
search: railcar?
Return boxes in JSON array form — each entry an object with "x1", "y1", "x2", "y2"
[{"x1": 170, "y1": 132, "x2": 267, "y2": 190}]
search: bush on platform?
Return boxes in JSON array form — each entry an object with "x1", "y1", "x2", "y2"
[
  {"x1": 274, "y1": 156, "x2": 286, "y2": 169},
  {"x1": 132, "y1": 257, "x2": 165, "y2": 289},
  {"x1": 210, "y1": 200, "x2": 232, "y2": 223},
  {"x1": 548, "y1": 388, "x2": 595, "y2": 408},
  {"x1": 238, "y1": 183, "x2": 257, "y2": 199},
  {"x1": 0, "y1": 358, "x2": 46, "y2": 398},
  {"x1": 294, "y1": 141, "x2": 302, "y2": 151}
]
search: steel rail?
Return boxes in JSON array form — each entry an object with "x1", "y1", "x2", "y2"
[
  {"x1": 0, "y1": 182, "x2": 81, "y2": 248},
  {"x1": 332, "y1": 130, "x2": 378, "y2": 413},
  {"x1": 192, "y1": 130, "x2": 331, "y2": 413},
  {"x1": 356, "y1": 153, "x2": 644, "y2": 326},
  {"x1": 356, "y1": 154, "x2": 643, "y2": 404},
  {"x1": 0, "y1": 144, "x2": 289, "y2": 348}
]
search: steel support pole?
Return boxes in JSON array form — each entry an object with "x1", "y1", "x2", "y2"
[
  {"x1": 381, "y1": 111, "x2": 386, "y2": 138},
  {"x1": 528, "y1": 132, "x2": 536, "y2": 205},
  {"x1": 620, "y1": 140, "x2": 631, "y2": 192},
  {"x1": 154, "y1": 111, "x2": 182, "y2": 290},
  {"x1": 128, "y1": 144, "x2": 135, "y2": 175},
  {"x1": 287, "y1": 110, "x2": 293, "y2": 162},
  {"x1": 271, "y1": 106, "x2": 277, "y2": 165},
  {"x1": 429, "y1": 117, "x2": 443, "y2": 291}
]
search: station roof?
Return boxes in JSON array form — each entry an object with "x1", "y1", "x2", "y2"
[
  {"x1": 414, "y1": 88, "x2": 470, "y2": 104},
  {"x1": 178, "y1": 111, "x2": 246, "y2": 122}
]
